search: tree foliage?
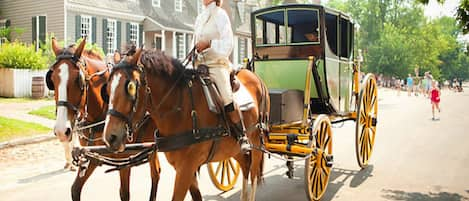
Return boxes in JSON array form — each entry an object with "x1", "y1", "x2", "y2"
[{"x1": 327, "y1": 0, "x2": 468, "y2": 80}]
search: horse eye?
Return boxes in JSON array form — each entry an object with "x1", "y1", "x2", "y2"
[{"x1": 127, "y1": 81, "x2": 137, "y2": 97}]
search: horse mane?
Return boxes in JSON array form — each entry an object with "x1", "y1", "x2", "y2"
[{"x1": 139, "y1": 49, "x2": 186, "y2": 85}]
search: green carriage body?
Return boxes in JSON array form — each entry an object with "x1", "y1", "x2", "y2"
[{"x1": 251, "y1": 4, "x2": 355, "y2": 115}]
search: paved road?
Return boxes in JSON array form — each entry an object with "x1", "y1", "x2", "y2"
[{"x1": 1, "y1": 87, "x2": 469, "y2": 201}]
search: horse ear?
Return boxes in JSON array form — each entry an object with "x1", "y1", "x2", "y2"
[
  {"x1": 130, "y1": 48, "x2": 142, "y2": 65},
  {"x1": 51, "y1": 37, "x2": 61, "y2": 56},
  {"x1": 113, "y1": 51, "x2": 121, "y2": 64},
  {"x1": 74, "y1": 37, "x2": 87, "y2": 58}
]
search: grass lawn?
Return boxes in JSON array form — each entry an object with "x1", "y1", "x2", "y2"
[
  {"x1": 28, "y1": 105, "x2": 56, "y2": 120},
  {"x1": 0, "y1": 116, "x2": 51, "y2": 142}
]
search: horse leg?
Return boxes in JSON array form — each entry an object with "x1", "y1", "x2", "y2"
[
  {"x1": 71, "y1": 160, "x2": 99, "y2": 201},
  {"x1": 148, "y1": 152, "x2": 161, "y2": 201},
  {"x1": 188, "y1": 174, "x2": 202, "y2": 201},
  {"x1": 234, "y1": 153, "x2": 251, "y2": 201},
  {"x1": 171, "y1": 165, "x2": 198, "y2": 201},
  {"x1": 119, "y1": 167, "x2": 131, "y2": 201}
]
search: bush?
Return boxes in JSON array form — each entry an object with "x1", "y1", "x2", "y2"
[
  {"x1": 0, "y1": 41, "x2": 48, "y2": 70},
  {"x1": 76, "y1": 38, "x2": 105, "y2": 59}
]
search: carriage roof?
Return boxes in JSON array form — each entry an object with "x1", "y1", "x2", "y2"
[{"x1": 250, "y1": 4, "x2": 355, "y2": 61}]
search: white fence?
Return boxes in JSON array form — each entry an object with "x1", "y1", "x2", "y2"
[{"x1": 0, "y1": 68, "x2": 49, "y2": 98}]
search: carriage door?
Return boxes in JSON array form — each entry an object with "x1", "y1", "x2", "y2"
[{"x1": 338, "y1": 17, "x2": 353, "y2": 112}]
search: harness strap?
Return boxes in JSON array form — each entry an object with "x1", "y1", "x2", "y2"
[
  {"x1": 187, "y1": 81, "x2": 200, "y2": 138},
  {"x1": 155, "y1": 127, "x2": 228, "y2": 152},
  {"x1": 107, "y1": 109, "x2": 132, "y2": 126},
  {"x1": 204, "y1": 138, "x2": 220, "y2": 164},
  {"x1": 57, "y1": 100, "x2": 79, "y2": 112}
]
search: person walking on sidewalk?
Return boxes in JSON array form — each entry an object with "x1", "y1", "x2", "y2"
[
  {"x1": 430, "y1": 80, "x2": 441, "y2": 120},
  {"x1": 407, "y1": 74, "x2": 413, "y2": 96}
]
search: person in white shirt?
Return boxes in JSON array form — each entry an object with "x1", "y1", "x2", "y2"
[{"x1": 193, "y1": 0, "x2": 250, "y2": 153}]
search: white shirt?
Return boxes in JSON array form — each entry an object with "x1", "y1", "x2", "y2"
[{"x1": 193, "y1": 2, "x2": 234, "y2": 58}]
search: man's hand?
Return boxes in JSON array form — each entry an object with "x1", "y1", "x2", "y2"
[{"x1": 196, "y1": 40, "x2": 211, "y2": 52}]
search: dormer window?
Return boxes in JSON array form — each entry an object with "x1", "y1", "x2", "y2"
[
  {"x1": 175, "y1": 0, "x2": 182, "y2": 12},
  {"x1": 152, "y1": 0, "x2": 160, "y2": 7}
]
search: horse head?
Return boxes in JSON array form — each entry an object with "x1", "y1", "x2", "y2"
[
  {"x1": 46, "y1": 37, "x2": 88, "y2": 142},
  {"x1": 102, "y1": 48, "x2": 147, "y2": 152}
]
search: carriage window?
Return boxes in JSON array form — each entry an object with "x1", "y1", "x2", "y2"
[
  {"x1": 339, "y1": 17, "x2": 351, "y2": 58},
  {"x1": 325, "y1": 13, "x2": 338, "y2": 56},
  {"x1": 348, "y1": 21, "x2": 354, "y2": 58},
  {"x1": 287, "y1": 9, "x2": 319, "y2": 44},
  {"x1": 255, "y1": 10, "x2": 286, "y2": 46}
]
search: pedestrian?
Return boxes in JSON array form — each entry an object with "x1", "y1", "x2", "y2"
[
  {"x1": 425, "y1": 72, "x2": 433, "y2": 96},
  {"x1": 395, "y1": 78, "x2": 401, "y2": 96},
  {"x1": 430, "y1": 80, "x2": 441, "y2": 120},
  {"x1": 406, "y1": 74, "x2": 413, "y2": 96}
]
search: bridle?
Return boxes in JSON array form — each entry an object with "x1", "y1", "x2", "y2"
[
  {"x1": 106, "y1": 60, "x2": 148, "y2": 142},
  {"x1": 47, "y1": 53, "x2": 88, "y2": 117}
]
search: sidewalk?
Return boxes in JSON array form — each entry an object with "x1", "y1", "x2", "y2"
[{"x1": 0, "y1": 99, "x2": 56, "y2": 149}]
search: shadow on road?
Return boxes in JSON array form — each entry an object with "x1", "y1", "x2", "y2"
[
  {"x1": 321, "y1": 165, "x2": 374, "y2": 201},
  {"x1": 17, "y1": 168, "x2": 68, "y2": 184},
  {"x1": 382, "y1": 189, "x2": 469, "y2": 201},
  {"x1": 202, "y1": 164, "x2": 375, "y2": 201}
]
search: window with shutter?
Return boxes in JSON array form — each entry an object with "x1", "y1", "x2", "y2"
[
  {"x1": 129, "y1": 23, "x2": 139, "y2": 47},
  {"x1": 175, "y1": 32, "x2": 185, "y2": 60},
  {"x1": 197, "y1": 1, "x2": 203, "y2": 14},
  {"x1": 80, "y1": 15, "x2": 92, "y2": 43},
  {"x1": 152, "y1": 0, "x2": 160, "y2": 7},
  {"x1": 106, "y1": 19, "x2": 117, "y2": 55},
  {"x1": 32, "y1": 16, "x2": 46, "y2": 51},
  {"x1": 238, "y1": 37, "x2": 247, "y2": 64},
  {"x1": 175, "y1": 0, "x2": 182, "y2": 12}
]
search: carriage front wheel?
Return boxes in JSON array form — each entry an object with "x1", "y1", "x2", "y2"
[
  {"x1": 355, "y1": 73, "x2": 378, "y2": 168},
  {"x1": 207, "y1": 157, "x2": 240, "y2": 191},
  {"x1": 304, "y1": 114, "x2": 333, "y2": 201}
]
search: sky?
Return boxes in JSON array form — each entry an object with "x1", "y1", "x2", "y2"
[{"x1": 424, "y1": 0, "x2": 460, "y2": 19}]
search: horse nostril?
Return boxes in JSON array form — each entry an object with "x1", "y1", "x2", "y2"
[{"x1": 65, "y1": 128, "x2": 71, "y2": 136}]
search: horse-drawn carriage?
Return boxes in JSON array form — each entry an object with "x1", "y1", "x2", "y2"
[
  {"x1": 194, "y1": 4, "x2": 378, "y2": 200},
  {"x1": 248, "y1": 4, "x2": 378, "y2": 200},
  {"x1": 52, "y1": 3, "x2": 377, "y2": 201}
]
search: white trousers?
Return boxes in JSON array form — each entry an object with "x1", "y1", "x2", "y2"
[{"x1": 208, "y1": 67, "x2": 233, "y2": 106}]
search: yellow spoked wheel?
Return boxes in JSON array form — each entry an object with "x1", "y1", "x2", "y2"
[
  {"x1": 355, "y1": 73, "x2": 378, "y2": 168},
  {"x1": 207, "y1": 158, "x2": 240, "y2": 191},
  {"x1": 305, "y1": 115, "x2": 333, "y2": 201}
]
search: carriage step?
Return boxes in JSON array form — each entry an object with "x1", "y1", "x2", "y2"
[{"x1": 325, "y1": 155, "x2": 334, "y2": 168}]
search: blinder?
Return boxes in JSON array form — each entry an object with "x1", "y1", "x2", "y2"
[
  {"x1": 101, "y1": 83, "x2": 109, "y2": 104},
  {"x1": 126, "y1": 80, "x2": 138, "y2": 100},
  {"x1": 46, "y1": 70, "x2": 54, "y2": 90}
]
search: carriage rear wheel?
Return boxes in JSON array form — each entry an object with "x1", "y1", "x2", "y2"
[
  {"x1": 355, "y1": 73, "x2": 378, "y2": 168},
  {"x1": 207, "y1": 158, "x2": 240, "y2": 191},
  {"x1": 304, "y1": 115, "x2": 333, "y2": 201}
]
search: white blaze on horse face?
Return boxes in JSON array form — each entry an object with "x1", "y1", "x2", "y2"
[
  {"x1": 54, "y1": 63, "x2": 71, "y2": 140},
  {"x1": 104, "y1": 73, "x2": 122, "y2": 134}
]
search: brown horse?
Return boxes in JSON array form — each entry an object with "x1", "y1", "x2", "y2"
[
  {"x1": 46, "y1": 38, "x2": 161, "y2": 201},
  {"x1": 102, "y1": 49, "x2": 270, "y2": 201}
]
